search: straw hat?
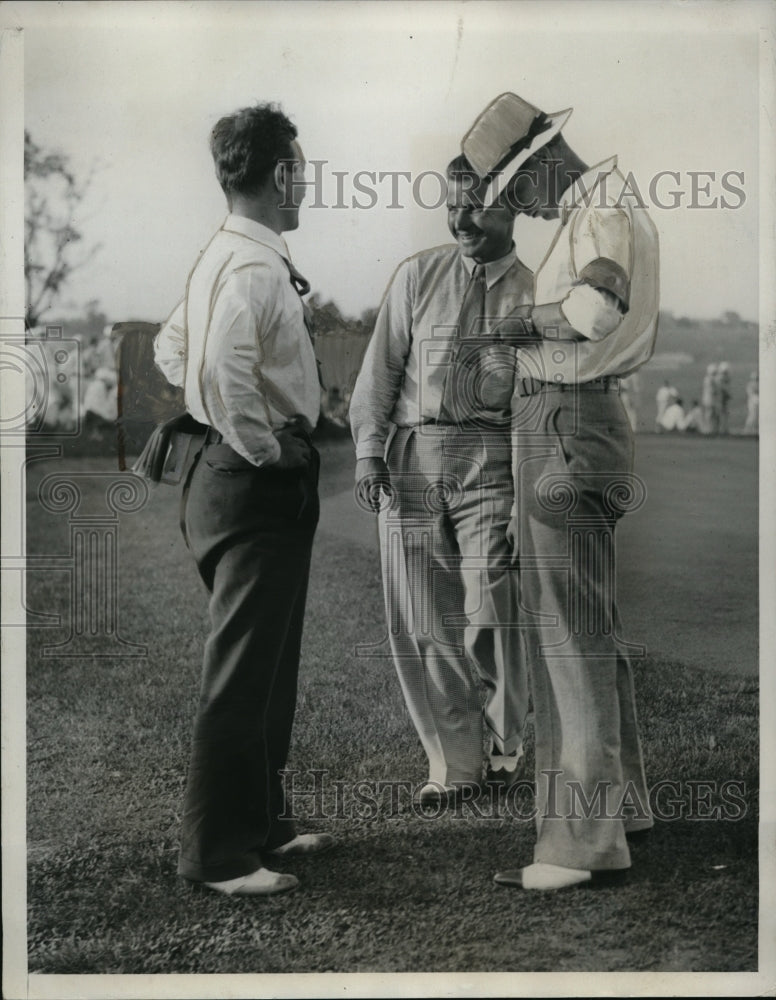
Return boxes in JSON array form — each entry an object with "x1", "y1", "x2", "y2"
[{"x1": 461, "y1": 92, "x2": 573, "y2": 206}]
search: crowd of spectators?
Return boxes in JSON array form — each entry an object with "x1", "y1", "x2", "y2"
[{"x1": 654, "y1": 364, "x2": 758, "y2": 436}]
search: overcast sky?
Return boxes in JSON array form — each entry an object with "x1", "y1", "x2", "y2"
[{"x1": 9, "y1": 0, "x2": 769, "y2": 324}]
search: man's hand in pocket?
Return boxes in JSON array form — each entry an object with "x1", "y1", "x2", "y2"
[
  {"x1": 273, "y1": 426, "x2": 311, "y2": 470},
  {"x1": 355, "y1": 457, "x2": 391, "y2": 512}
]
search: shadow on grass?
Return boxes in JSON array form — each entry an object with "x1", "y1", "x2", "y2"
[
  {"x1": 24, "y1": 448, "x2": 758, "y2": 974},
  {"x1": 27, "y1": 799, "x2": 757, "y2": 974}
]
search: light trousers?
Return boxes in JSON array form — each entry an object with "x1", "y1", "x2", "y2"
[
  {"x1": 514, "y1": 389, "x2": 653, "y2": 871},
  {"x1": 379, "y1": 425, "x2": 528, "y2": 786}
]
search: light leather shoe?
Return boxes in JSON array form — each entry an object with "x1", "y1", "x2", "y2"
[
  {"x1": 484, "y1": 753, "x2": 527, "y2": 792},
  {"x1": 495, "y1": 863, "x2": 591, "y2": 890},
  {"x1": 413, "y1": 781, "x2": 481, "y2": 809},
  {"x1": 204, "y1": 867, "x2": 299, "y2": 896},
  {"x1": 268, "y1": 833, "x2": 336, "y2": 857},
  {"x1": 494, "y1": 863, "x2": 628, "y2": 891}
]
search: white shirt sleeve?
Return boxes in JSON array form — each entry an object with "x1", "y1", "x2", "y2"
[
  {"x1": 562, "y1": 206, "x2": 632, "y2": 341},
  {"x1": 349, "y1": 260, "x2": 414, "y2": 460},
  {"x1": 560, "y1": 283, "x2": 625, "y2": 342},
  {"x1": 210, "y1": 264, "x2": 283, "y2": 467},
  {"x1": 154, "y1": 300, "x2": 187, "y2": 387}
]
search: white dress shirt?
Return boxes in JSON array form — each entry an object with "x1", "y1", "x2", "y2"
[
  {"x1": 519, "y1": 157, "x2": 660, "y2": 384},
  {"x1": 350, "y1": 244, "x2": 533, "y2": 460},
  {"x1": 154, "y1": 215, "x2": 320, "y2": 467}
]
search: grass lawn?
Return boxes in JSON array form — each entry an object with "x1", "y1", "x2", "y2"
[{"x1": 23, "y1": 437, "x2": 758, "y2": 975}]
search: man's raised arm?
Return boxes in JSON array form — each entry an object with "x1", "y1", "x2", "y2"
[{"x1": 531, "y1": 207, "x2": 631, "y2": 342}]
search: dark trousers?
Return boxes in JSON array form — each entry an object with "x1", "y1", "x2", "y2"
[{"x1": 177, "y1": 440, "x2": 319, "y2": 883}]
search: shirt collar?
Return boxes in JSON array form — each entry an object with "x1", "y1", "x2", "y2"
[
  {"x1": 461, "y1": 243, "x2": 517, "y2": 289},
  {"x1": 559, "y1": 156, "x2": 619, "y2": 216},
  {"x1": 222, "y1": 213, "x2": 291, "y2": 261}
]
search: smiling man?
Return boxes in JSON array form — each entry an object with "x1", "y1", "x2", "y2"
[{"x1": 349, "y1": 154, "x2": 534, "y2": 806}]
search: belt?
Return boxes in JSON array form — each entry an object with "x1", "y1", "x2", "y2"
[
  {"x1": 420, "y1": 375, "x2": 622, "y2": 427},
  {"x1": 418, "y1": 417, "x2": 510, "y2": 430},
  {"x1": 514, "y1": 376, "x2": 620, "y2": 398},
  {"x1": 204, "y1": 426, "x2": 224, "y2": 445}
]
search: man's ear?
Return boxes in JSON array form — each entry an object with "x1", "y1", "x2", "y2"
[{"x1": 273, "y1": 160, "x2": 287, "y2": 194}]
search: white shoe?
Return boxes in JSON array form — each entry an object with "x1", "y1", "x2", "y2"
[
  {"x1": 485, "y1": 753, "x2": 526, "y2": 790},
  {"x1": 494, "y1": 862, "x2": 592, "y2": 890},
  {"x1": 488, "y1": 743, "x2": 524, "y2": 773},
  {"x1": 204, "y1": 867, "x2": 299, "y2": 896},
  {"x1": 413, "y1": 781, "x2": 481, "y2": 808},
  {"x1": 268, "y1": 833, "x2": 336, "y2": 857}
]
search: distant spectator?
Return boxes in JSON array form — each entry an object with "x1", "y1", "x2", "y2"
[
  {"x1": 681, "y1": 399, "x2": 703, "y2": 433},
  {"x1": 658, "y1": 396, "x2": 685, "y2": 433},
  {"x1": 701, "y1": 363, "x2": 719, "y2": 434},
  {"x1": 655, "y1": 379, "x2": 677, "y2": 432},
  {"x1": 716, "y1": 361, "x2": 731, "y2": 435},
  {"x1": 41, "y1": 382, "x2": 77, "y2": 433},
  {"x1": 82, "y1": 328, "x2": 118, "y2": 382},
  {"x1": 325, "y1": 386, "x2": 349, "y2": 427},
  {"x1": 82, "y1": 366, "x2": 118, "y2": 438},
  {"x1": 743, "y1": 372, "x2": 759, "y2": 434}
]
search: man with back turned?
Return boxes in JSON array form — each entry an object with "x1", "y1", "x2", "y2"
[{"x1": 155, "y1": 103, "x2": 333, "y2": 897}]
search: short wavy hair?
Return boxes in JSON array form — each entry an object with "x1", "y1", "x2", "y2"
[
  {"x1": 446, "y1": 153, "x2": 518, "y2": 214},
  {"x1": 210, "y1": 103, "x2": 298, "y2": 196},
  {"x1": 446, "y1": 153, "x2": 481, "y2": 187}
]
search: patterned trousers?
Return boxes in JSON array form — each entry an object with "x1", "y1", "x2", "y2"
[{"x1": 379, "y1": 424, "x2": 528, "y2": 786}]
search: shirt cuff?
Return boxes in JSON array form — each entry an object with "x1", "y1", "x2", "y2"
[
  {"x1": 530, "y1": 302, "x2": 586, "y2": 342},
  {"x1": 228, "y1": 432, "x2": 282, "y2": 468},
  {"x1": 355, "y1": 441, "x2": 387, "y2": 460},
  {"x1": 561, "y1": 284, "x2": 624, "y2": 342}
]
